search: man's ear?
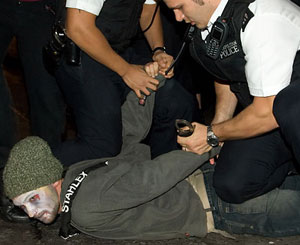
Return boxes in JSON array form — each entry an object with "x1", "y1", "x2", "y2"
[{"x1": 51, "y1": 179, "x2": 63, "y2": 193}]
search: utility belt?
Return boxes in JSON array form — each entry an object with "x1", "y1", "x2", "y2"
[
  {"x1": 42, "y1": 21, "x2": 134, "y2": 75},
  {"x1": 43, "y1": 22, "x2": 81, "y2": 74}
]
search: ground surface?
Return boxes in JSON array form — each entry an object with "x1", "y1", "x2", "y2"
[
  {"x1": 2, "y1": 39, "x2": 300, "y2": 245},
  {"x1": 1, "y1": 218, "x2": 300, "y2": 245}
]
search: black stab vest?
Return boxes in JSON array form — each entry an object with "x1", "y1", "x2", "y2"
[
  {"x1": 96, "y1": 0, "x2": 146, "y2": 53},
  {"x1": 190, "y1": 0, "x2": 255, "y2": 108},
  {"x1": 56, "y1": 0, "x2": 146, "y2": 53}
]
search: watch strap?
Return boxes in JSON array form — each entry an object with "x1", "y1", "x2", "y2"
[{"x1": 152, "y1": 46, "x2": 166, "y2": 55}]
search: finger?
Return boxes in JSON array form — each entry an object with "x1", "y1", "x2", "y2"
[
  {"x1": 162, "y1": 70, "x2": 174, "y2": 78},
  {"x1": 154, "y1": 62, "x2": 159, "y2": 72},
  {"x1": 145, "y1": 65, "x2": 152, "y2": 77},
  {"x1": 157, "y1": 57, "x2": 167, "y2": 66},
  {"x1": 151, "y1": 65, "x2": 159, "y2": 77},
  {"x1": 163, "y1": 57, "x2": 173, "y2": 67},
  {"x1": 149, "y1": 78, "x2": 159, "y2": 86},
  {"x1": 181, "y1": 145, "x2": 187, "y2": 151},
  {"x1": 146, "y1": 83, "x2": 158, "y2": 92},
  {"x1": 177, "y1": 135, "x2": 187, "y2": 145},
  {"x1": 159, "y1": 60, "x2": 168, "y2": 69},
  {"x1": 209, "y1": 158, "x2": 215, "y2": 165},
  {"x1": 150, "y1": 80, "x2": 159, "y2": 87},
  {"x1": 141, "y1": 88, "x2": 151, "y2": 96},
  {"x1": 135, "y1": 89, "x2": 141, "y2": 98},
  {"x1": 167, "y1": 67, "x2": 174, "y2": 76}
]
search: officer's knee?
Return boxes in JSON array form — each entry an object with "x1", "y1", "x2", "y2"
[
  {"x1": 213, "y1": 171, "x2": 250, "y2": 204},
  {"x1": 273, "y1": 87, "x2": 299, "y2": 127}
]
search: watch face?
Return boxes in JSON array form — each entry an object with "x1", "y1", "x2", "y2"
[
  {"x1": 208, "y1": 137, "x2": 219, "y2": 147},
  {"x1": 207, "y1": 126, "x2": 219, "y2": 147}
]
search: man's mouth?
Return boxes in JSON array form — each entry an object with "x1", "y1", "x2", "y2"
[{"x1": 35, "y1": 210, "x2": 47, "y2": 219}]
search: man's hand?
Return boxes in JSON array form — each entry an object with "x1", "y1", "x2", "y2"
[
  {"x1": 177, "y1": 122, "x2": 212, "y2": 155},
  {"x1": 121, "y1": 64, "x2": 159, "y2": 98},
  {"x1": 144, "y1": 61, "x2": 159, "y2": 78},
  {"x1": 152, "y1": 51, "x2": 174, "y2": 78}
]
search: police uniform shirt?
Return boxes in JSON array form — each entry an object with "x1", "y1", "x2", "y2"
[
  {"x1": 201, "y1": 0, "x2": 228, "y2": 40},
  {"x1": 201, "y1": 0, "x2": 300, "y2": 97},
  {"x1": 66, "y1": 0, "x2": 156, "y2": 16}
]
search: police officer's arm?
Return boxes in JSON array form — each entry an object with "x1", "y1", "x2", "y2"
[
  {"x1": 140, "y1": 3, "x2": 174, "y2": 78},
  {"x1": 212, "y1": 95, "x2": 278, "y2": 140},
  {"x1": 178, "y1": 80, "x2": 277, "y2": 154},
  {"x1": 177, "y1": 81, "x2": 236, "y2": 154},
  {"x1": 65, "y1": 8, "x2": 159, "y2": 98},
  {"x1": 211, "y1": 81, "x2": 238, "y2": 124},
  {"x1": 178, "y1": 95, "x2": 278, "y2": 155}
]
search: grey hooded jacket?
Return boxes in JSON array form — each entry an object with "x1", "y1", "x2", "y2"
[{"x1": 61, "y1": 76, "x2": 220, "y2": 240}]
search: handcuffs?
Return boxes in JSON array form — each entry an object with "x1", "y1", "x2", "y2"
[{"x1": 175, "y1": 119, "x2": 195, "y2": 137}]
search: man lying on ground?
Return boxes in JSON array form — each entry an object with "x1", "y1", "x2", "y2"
[{"x1": 3, "y1": 64, "x2": 300, "y2": 240}]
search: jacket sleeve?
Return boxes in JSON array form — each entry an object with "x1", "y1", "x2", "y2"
[
  {"x1": 121, "y1": 74, "x2": 166, "y2": 146},
  {"x1": 98, "y1": 147, "x2": 220, "y2": 211}
]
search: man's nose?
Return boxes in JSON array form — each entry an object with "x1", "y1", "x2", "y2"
[
  {"x1": 174, "y1": 9, "x2": 184, "y2": 22},
  {"x1": 25, "y1": 206, "x2": 36, "y2": 218}
]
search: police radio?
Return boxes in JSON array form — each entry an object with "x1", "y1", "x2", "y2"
[{"x1": 206, "y1": 17, "x2": 229, "y2": 60}]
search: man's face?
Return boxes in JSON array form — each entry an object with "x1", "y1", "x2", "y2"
[
  {"x1": 164, "y1": 0, "x2": 218, "y2": 29},
  {"x1": 13, "y1": 185, "x2": 60, "y2": 224}
]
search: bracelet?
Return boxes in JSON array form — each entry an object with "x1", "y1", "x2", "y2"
[{"x1": 152, "y1": 46, "x2": 166, "y2": 55}]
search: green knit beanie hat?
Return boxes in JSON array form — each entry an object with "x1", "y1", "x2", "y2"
[{"x1": 3, "y1": 136, "x2": 63, "y2": 199}]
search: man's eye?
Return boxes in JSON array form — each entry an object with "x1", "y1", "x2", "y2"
[{"x1": 29, "y1": 194, "x2": 40, "y2": 202}]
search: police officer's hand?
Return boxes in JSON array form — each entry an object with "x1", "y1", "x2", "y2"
[
  {"x1": 152, "y1": 51, "x2": 174, "y2": 79},
  {"x1": 121, "y1": 64, "x2": 159, "y2": 98},
  {"x1": 177, "y1": 122, "x2": 212, "y2": 155}
]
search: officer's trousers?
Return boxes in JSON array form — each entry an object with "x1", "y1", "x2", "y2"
[
  {"x1": 0, "y1": 0, "x2": 65, "y2": 166},
  {"x1": 54, "y1": 47, "x2": 197, "y2": 166},
  {"x1": 213, "y1": 51, "x2": 300, "y2": 204}
]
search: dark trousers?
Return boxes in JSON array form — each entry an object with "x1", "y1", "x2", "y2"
[
  {"x1": 213, "y1": 52, "x2": 300, "y2": 204},
  {"x1": 54, "y1": 48, "x2": 196, "y2": 166},
  {"x1": 0, "y1": 0, "x2": 65, "y2": 166},
  {"x1": 203, "y1": 163, "x2": 300, "y2": 237},
  {"x1": 213, "y1": 130, "x2": 294, "y2": 204},
  {"x1": 273, "y1": 51, "x2": 300, "y2": 164}
]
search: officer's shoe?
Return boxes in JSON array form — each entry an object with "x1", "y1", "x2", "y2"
[
  {"x1": 0, "y1": 191, "x2": 31, "y2": 223},
  {"x1": 0, "y1": 166, "x2": 31, "y2": 223}
]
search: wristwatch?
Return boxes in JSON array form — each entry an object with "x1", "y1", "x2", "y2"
[{"x1": 207, "y1": 125, "x2": 219, "y2": 147}]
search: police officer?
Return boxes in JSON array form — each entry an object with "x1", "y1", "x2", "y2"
[
  {"x1": 0, "y1": 0, "x2": 66, "y2": 222},
  {"x1": 163, "y1": 0, "x2": 300, "y2": 203},
  {"x1": 53, "y1": 0, "x2": 197, "y2": 165}
]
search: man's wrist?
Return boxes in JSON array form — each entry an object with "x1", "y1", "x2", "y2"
[{"x1": 152, "y1": 46, "x2": 166, "y2": 55}]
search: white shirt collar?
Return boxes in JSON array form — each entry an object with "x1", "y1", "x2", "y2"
[
  {"x1": 201, "y1": 0, "x2": 228, "y2": 39},
  {"x1": 207, "y1": 0, "x2": 229, "y2": 29}
]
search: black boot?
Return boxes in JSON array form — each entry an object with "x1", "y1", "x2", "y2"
[
  {"x1": 0, "y1": 195, "x2": 32, "y2": 223},
  {"x1": 0, "y1": 168, "x2": 31, "y2": 223}
]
